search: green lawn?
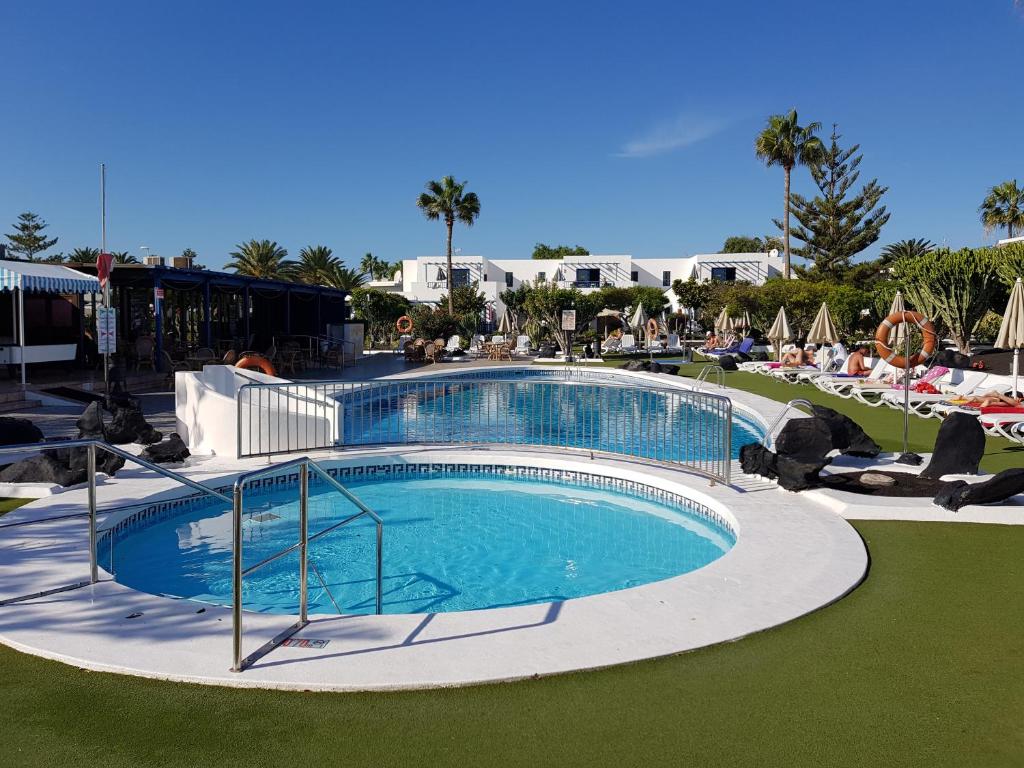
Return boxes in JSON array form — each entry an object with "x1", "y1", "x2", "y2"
[
  {"x1": 0, "y1": 497, "x2": 29, "y2": 516},
  {"x1": 1, "y1": 521, "x2": 1021, "y2": 767},
  {"x1": 543, "y1": 357, "x2": 1024, "y2": 473}
]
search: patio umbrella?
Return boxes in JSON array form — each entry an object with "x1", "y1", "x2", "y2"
[
  {"x1": 596, "y1": 307, "x2": 621, "y2": 338},
  {"x1": 713, "y1": 307, "x2": 732, "y2": 335},
  {"x1": 995, "y1": 276, "x2": 1024, "y2": 396},
  {"x1": 807, "y1": 302, "x2": 840, "y2": 346},
  {"x1": 887, "y1": 291, "x2": 908, "y2": 349},
  {"x1": 767, "y1": 306, "x2": 792, "y2": 361},
  {"x1": 737, "y1": 310, "x2": 752, "y2": 335},
  {"x1": 629, "y1": 304, "x2": 648, "y2": 340},
  {"x1": 497, "y1": 309, "x2": 513, "y2": 335}
]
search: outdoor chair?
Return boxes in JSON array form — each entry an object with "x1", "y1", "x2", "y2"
[
  {"x1": 620, "y1": 334, "x2": 638, "y2": 353},
  {"x1": 222, "y1": 349, "x2": 238, "y2": 365},
  {"x1": 468, "y1": 334, "x2": 485, "y2": 358},
  {"x1": 162, "y1": 351, "x2": 190, "y2": 387},
  {"x1": 395, "y1": 334, "x2": 412, "y2": 354},
  {"x1": 665, "y1": 334, "x2": 682, "y2": 353},
  {"x1": 513, "y1": 335, "x2": 530, "y2": 356},
  {"x1": 445, "y1": 335, "x2": 462, "y2": 354},
  {"x1": 134, "y1": 337, "x2": 155, "y2": 371},
  {"x1": 603, "y1": 336, "x2": 622, "y2": 354}
]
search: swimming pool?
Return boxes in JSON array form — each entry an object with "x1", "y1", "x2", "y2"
[
  {"x1": 334, "y1": 369, "x2": 762, "y2": 460},
  {"x1": 101, "y1": 467, "x2": 735, "y2": 616}
]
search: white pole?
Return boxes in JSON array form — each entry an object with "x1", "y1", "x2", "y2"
[
  {"x1": 1014, "y1": 348, "x2": 1020, "y2": 398},
  {"x1": 18, "y1": 287, "x2": 25, "y2": 390},
  {"x1": 101, "y1": 163, "x2": 109, "y2": 397}
]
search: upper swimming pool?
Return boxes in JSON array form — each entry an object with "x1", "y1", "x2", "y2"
[{"x1": 336, "y1": 368, "x2": 762, "y2": 461}]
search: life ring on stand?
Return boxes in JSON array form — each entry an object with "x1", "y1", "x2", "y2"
[
  {"x1": 646, "y1": 318, "x2": 659, "y2": 339},
  {"x1": 235, "y1": 355, "x2": 277, "y2": 377},
  {"x1": 874, "y1": 310, "x2": 937, "y2": 369},
  {"x1": 396, "y1": 315, "x2": 413, "y2": 334}
]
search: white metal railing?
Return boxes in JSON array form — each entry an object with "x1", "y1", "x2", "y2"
[
  {"x1": 761, "y1": 399, "x2": 815, "y2": 447},
  {"x1": 694, "y1": 364, "x2": 725, "y2": 390},
  {"x1": 235, "y1": 374, "x2": 734, "y2": 484}
]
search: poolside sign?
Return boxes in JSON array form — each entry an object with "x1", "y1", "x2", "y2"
[
  {"x1": 561, "y1": 310, "x2": 576, "y2": 331},
  {"x1": 97, "y1": 307, "x2": 117, "y2": 354},
  {"x1": 282, "y1": 638, "x2": 330, "y2": 649}
]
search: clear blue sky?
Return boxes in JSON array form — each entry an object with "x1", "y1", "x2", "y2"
[{"x1": 2, "y1": 1, "x2": 1021, "y2": 271}]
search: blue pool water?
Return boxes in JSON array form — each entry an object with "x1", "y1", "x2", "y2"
[
  {"x1": 337, "y1": 369, "x2": 761, "y2": 461},
  {"x1": 103, "y1": 472, "x2": 734, "y2": 615}
]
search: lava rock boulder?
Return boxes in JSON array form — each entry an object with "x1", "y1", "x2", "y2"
[
  {"x1": 0, "y1": 417, "x2": 44, "y2": 446},
  {"x1": 933, "y1": 468, "x2": 1024, "y2": 511},
  {"x1": 106, "y1": 401, "x2": 162, "y2": 445},
  {"x1": 142, "y1": 433, "x2": 190, "y2": 464},
  {"x1": 810, "y1": 404, "x2": 881, "y2": 458},
  {"x1": 0, "y1": 453, "x2": 85, "y2": 486}
]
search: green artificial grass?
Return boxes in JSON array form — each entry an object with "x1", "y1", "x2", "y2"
[
  {"x1": 1, "y1": 521, "x2": 1021, "y2": 767},
  {"x1": 540, "y1": 358, "x2": 1023, "y2": 473}
]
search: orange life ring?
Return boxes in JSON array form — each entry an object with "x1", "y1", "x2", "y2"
[
  {"x1": 235, "y1": 355, "x2": 277, "y2": 377},
  {"x1": 874, "y1": 311, "x2": 937, "y2": 369},
  {"x1": 646, "y1": 318, "x2": 659, "y2": 338},
  {"x1": 396, "y1": 315, "x2": 413, "y2": 334}
]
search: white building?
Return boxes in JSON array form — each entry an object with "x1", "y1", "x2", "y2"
[{"x1": 370, "y1": 252, "x2": 784, "y2": 318}]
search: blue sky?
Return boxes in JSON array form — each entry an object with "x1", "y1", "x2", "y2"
[{"x1": 2, "y1": 1, "x2": 1022, "y2": 271}]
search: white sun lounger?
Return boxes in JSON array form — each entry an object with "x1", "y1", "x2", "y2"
[
  {"x1": 879, "y1": 371, "x2": 990, "y2": 418},
  {"x1": 620, "y1": 334, "x2": 638, "y2": 353}
]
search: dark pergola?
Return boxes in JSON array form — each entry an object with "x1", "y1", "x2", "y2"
[{"x1": 67, "y1": 263, "x2": 350, "y2": 370}]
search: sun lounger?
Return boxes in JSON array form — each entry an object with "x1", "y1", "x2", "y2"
[
  {"x1": 620, "y1": 334, "x2": 638, "y2": 353},
  {"x1": 879, "y1": 370, "x2": 989, "y2": 418},
  {"x1": 665, "y1": 334, "x2": 682, "y2": 353}
]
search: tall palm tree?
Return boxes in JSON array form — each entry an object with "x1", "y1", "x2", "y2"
[
  {"x1": 755, "y1": 110, "x2": 825, "y2": 278},
  {"x1": 294, "y1": 245, "x2": 339, "y2": 285},
  {"x1": 225, "y1": 239, "x2": 294, "y2": 279},
  {"x1": 111, "y1": 250, "x2": 139, "y2": 264},
  {"x1": 68, "y1": 246, "x2": 100, "y2": 262},
  {"x1": 416, "y1": 176, "x2": 481, "y2": 314},
  {"x1": 880, "y1": 238, "x2": 935, "y2": 263},
  {"x1": 326, "y1": 265, "x2": 366, "y2": 291},
  {"x1": 980, "y1": 180, "x2": 1024, "y2": 239}
]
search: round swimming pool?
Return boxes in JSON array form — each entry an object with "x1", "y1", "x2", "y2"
[{"x1": 101, "y1": 467, "x2": 735, "y2": 615}]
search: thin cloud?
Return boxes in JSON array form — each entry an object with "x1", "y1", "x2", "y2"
[{"x1": 616, "y1": 113, "x2": 729, "y2": 158}]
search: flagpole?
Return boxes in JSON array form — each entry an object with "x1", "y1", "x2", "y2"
[{"x1": 101, "y1": 162, "x2": 109, "y2": 398}]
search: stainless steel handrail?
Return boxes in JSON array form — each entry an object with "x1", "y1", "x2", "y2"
[
  {"x1": 694, "y1": 364, "x2": 725, "y2": 390},
  {"x1": 760, "y1": 399, "x2": 814, "y2": 447},
  {"x1": 0, "y1": 438, "x2": 230, "y2": 607},
  {"x1": 231, "y1": 455, "x2": 383, "y2": 672},
  {"x1": 235, "y1": 374, "x2": 735, "y2": 485}
]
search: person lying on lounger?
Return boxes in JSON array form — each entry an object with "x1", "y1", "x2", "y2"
[
  {"x1": 955, "y1": 391, "x2": 1023, "y2": 408},
  {"x1": 780, "y1": 341, "x2": 815, "y2": 367}
]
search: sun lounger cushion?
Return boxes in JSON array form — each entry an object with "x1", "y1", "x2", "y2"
[{"x1": 978, "y1": 406, "x2": 1024, "y2": 415}]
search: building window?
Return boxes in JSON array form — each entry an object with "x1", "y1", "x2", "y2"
[
  {"x1": 662, "y1": 270, "x2": 671, "y2": 287},
  {"x1": 451, "y1": 268, "x2": 471, "y2": 287},
  {"x1": 711, "y1": 267, "x2": 737, "y2": 282},
  {"x1": 575, "y1": 268, "x2": 601, "y2": 288},
  {"x1": 631, "y1": 270, "x2": 638, "y2": 282},
  {"x1": 505, "y1": 271, "x2": 514, "y2": 288},
  {"x1": 537, "y1": 272, "x2": 546, "y2": 282}
]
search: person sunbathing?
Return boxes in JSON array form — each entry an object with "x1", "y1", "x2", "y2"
[
  {"x1": 956, "y1": 391, "x2": 1023, "y2": 408},
  {"x1": 701, "y1": 332, "x2": 719, "y2": 352},
  {"x1": 844, "y1": 344, "x2": 872, "y2": 376},
  {"x1": 780, "y1": 342, "x2": 815, "y2": 367}
]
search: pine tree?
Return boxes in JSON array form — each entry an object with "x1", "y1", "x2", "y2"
[
  {"x1": 5, "y1": 212, "x2": 59, "y2": 261},
  {"x1": 779, "y1": 126, "x2": 890, "y2": 279}
]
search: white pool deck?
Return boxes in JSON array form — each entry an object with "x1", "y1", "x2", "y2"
[{"x1": 0, "y1": 365, "x2": 1020, "y2": 691}]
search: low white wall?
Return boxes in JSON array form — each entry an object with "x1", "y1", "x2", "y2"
[{"x1": 176, "y1": 365, "x2": 342, "y2": 458}]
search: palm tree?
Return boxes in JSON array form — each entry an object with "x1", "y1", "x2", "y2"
[
  {"x1": 416, "y1": 176, "x2": 481, "y2": 314},
  {"x1": 68, "y1": 247, "x2": 100, "y2": 262},
  {"x1": 225, "y1": 239, "x2": 294, "y2": 279},
  {"x1": 880, "y1": 238, "x2": 935, "y2": 263},
  {"x1": 294, "y1": 245, "x2": 339, "y2": 285},
  {"x1": 111, "y1": 251, "x2": 139, "y2": 264},
  {"x1": 326, "y1": 265, "x2": 366, "y2": 291},
  {"x1": 980, "y1": 180, "x2": 1024, "y2": 239},
  {"x1": 755, "y1": 110, "x2": 825, "y2": 278}
]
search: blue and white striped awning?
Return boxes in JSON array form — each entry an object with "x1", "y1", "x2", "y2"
[{"x1": 0, "y1": 259, "x2": 101, "y2": 293}]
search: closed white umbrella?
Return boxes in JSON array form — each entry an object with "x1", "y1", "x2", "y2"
[
  {"x1": 497, "y1": 309, "x2": 513, "y2": 335},
  {"x1": 737, "y1": 310, "x2": 752, "y2": 335},
  {"x1": 767, "y1": 306, "x2": 792, "y2": 361},
  {"x1": 629, "y1": 304, "x2": 648, "y2": 340},
  {"x1": 995, "y1": 277, "x2": 1024, "y2": 396},
  {"x1": 888, "y1": 291, "x2": 907, "y2": 349},
  {"x1": 807, "y1": 302, "x2": 840, "y2": 345},
  {"x1": 713, "y1": 307, "x2": 732, "y2": 334}
]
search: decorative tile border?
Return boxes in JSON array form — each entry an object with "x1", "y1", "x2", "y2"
[{"x1": 96, "y1": 461, "x2": 736, "y2": 557}]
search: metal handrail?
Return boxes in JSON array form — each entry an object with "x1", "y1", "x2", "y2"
[
  {"x1": 235, "y1": 374, "x2": 734, "y2": 485},
  {"x1": 231, "y1": 455, "x2": 383, "y2": 672},
  {"x1": 694, "y1": 365, "x2": 725, "y2": 390},
  {"x1": 0, "y1": 438, "x2": 230, "y2": 607},
  {"x1": 760, "y1": 399, "x2": 815, "y2": 447}
]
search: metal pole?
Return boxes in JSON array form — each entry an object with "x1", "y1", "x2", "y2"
[
  {"x1": 298, "y1": 463, "x2": 309, "y2": 624},
  {"x1": 375, "y1": 520, "x2": 383, "y2": 615},
  {"x1": 231, "y1": 485, "x2": 243, "y2": 672},
  {"x1": 17, "y1": 287, "x2": 26, "y2": 391},
  {"x1": 87, "y1": 443, "x2": 98, "y2": 583},
  {"x1": 101, "y1": 163, "x2": 110, "y2": 398},
  {"x1": 902, "y1": 313, "x2": 911, "y2": 456}
]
